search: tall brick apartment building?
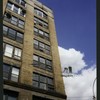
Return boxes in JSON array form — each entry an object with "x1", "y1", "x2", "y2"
[{"x1": 3, "y1": 0, "x2": 67, "y2": 100}]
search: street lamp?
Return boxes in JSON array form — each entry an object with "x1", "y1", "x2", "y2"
[{"x1": 92, "y1": 77, "x2": 97, "y2": 100}]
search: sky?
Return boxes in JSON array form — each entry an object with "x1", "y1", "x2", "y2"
[{"x1": 37, "y1": 0, "x2": 96, "y2": 99}]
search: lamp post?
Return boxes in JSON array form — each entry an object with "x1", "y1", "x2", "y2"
[{"x1": 92, "y1": 77, "x2": 97, "y2": 100}]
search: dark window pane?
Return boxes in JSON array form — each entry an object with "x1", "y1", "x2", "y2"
[
  {"x1": 3, "y1": 64, "x2": 10, "y2": 80},
  {"x1": 8, "y1": 96, "x2": 17, "y2": 100},
  {"x1": 44, "y1": 23, "x2": 48, "y2": 29},
  {"x1": 45, "y1": 50, "x2": 50, "y2": 55},
  {"x1": 16, "y1": 32, "x2": 23, "y2": 43},
  {"x1": 3, "y1": 94, "x2": 6, "y2": 100},
  {"x1": 7, "y1": 2, "x2": 12, "y2": 10},
  {"x1": 40, "y1": 57, "x2": 45, "y2": 64},
  {"x1": 40, "y1": 75, "x2": 46, "y2": 83},
  {"x1": 40, "y1": 83, "x2": 46, "y2": 90},
  {"x1": 15, "y1": 0, "x2": 20, "y2": 3},
  {"x1": 18, "y1": 20, "x2": 24, "y2": 28},
  {"x1": 3, "y1": 26, "x2": 8, "y2": 35},
  {"x1": 13, "y1": 5, "x2": 19, "y2": 13},
  {"x1": 47, "y1": 85, "x2": 54, "y2": 91},
  {"x1": 20, "y1": 9, "x2": 26, "y2": 17},
  {"x1": 46, "y1": 60, "x2": 52, "y2": 66},
  {"x1": 4, "y1": 13, "x2": 11, "y2": 22},
  {"x1": 34, "y1": 40, "x2": 39, "y2": 49},
  {"x1": 21, "y1": 0, "x2": 26, "y2": 7},
  {"x1": 33, "y1": 81, "x2": 39, "y2": 87},
  {"x1": 40, "y1": 63, "x2": 45, "y2": 69},
  {"x1": 11, "y1": 16, "x2": 18, "y2": 25},
  {"x1": 47, "y1": 78, "x2": 53, "y2": 85},
  {"x1": 45, "y1": 45, "x2": 50, "y2": 51},
  {"x1": 39, "y1": 43, "x2": 45, "y2": 52},
  {"x1": 34, "y1": 27, "x2": 38, "y2": 35},
  {"x1": 46, "y1": 65, "x2": 52, "y2": 71},
  {"x1": 33, "y1": 73, "x2": 39, "y2": 81},
  {"x1": 33, "y1": 61, "x2": 39, "y2": 67},
  {"x1": 43, "y1": 14, "x2": 47, "y2": 19},
  {"x1": 8, "y1": 28, "x2": 16, "y2": 39}
]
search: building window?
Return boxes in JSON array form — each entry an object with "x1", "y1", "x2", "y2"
[
  {"x1": 3, "y1": 90, "x2": 18, "y2": 100},
  {"x1": 4, "y1": 13, "x2": 11, "y2": 22},
  {"x1": 15, "y1": 0, "x2": 26, "y2": 7},
  {"x1": 6, "y1": 2, "x2": 13, "y2": 10},
  {"x1": 33, "y1": 55, "x2": 39, "y2": 67},
  {"x1": 8, "y1": 28, "x2": 16, "y2": 39},
  {"x1": 3, "y1": 26, "x2": 8, "y2": 35},
  {"x1": 3, "y1": 63, "x2": 19, "y2": 82},
  {"x1": 4, "y1": 44, "x2": 13, "y2": 57},
  {"x1": 34, "y1": 40, "x2": 39, "y2": 50},
  {"x1": 33, "y1": 55, "x2": 52, "y2": 71},
  {"x1": 3, "y1": 64, "x2": 10, "y2": 80},
  {"x1": 11, "y1": 16, "x2": 18, "y2": 25},
  {"x1": 34, "y1": 8, "x2": 47, "y2": 19},
  {"x1": 16, "y1": 32, "x2": 23, "y2": 43},
  {"x1": 18, "y1": 19, "x2": 25, "y2": 28},
  {"x1": 39, "y1": 42, "x2": 45, "y2": 52},
  {"x1": 4, "y1": 13, "x2": 25, "y2": 28},
  {"x1": 34, "y1": 39, "x2": 51, "y2": 55},
  {"x1": 3, "y1": 43, "x2": 22, "y2": 60},
  {"x1": 3, "y1": 25, "x2": 24, "y2": 43},
  {"x1": 6, "y1": 1, "x2": 26, "y2": 17},
  {"x1": 34, "y1": 27, "x2": 49, "y2": 41},
  {"x1": 11, "y1": 67, "x2": 19, "y2": 82},
  {"x1": 32, "y1": 73, "x2": 54, "y2": 91},
  {"x1": 13, "y1": 5, "x2": 19, "y2": 14},
  {"x1": 14, "y1": 48, "x2": 22, "y2": 60},
  {"x1": 39, "y1": 57, "x2": 45, "y2": 69},
  {"x1": 34, "y1": 27, "x2": 38, "y2": 36},
  {"x1": 34, "y1": 17, "x2": 48, "y2": 29}
]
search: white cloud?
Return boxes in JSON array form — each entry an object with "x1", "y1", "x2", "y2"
[
  {"x1": 63, "y1": 65, "x2": 96, "y2": 100},
  {"x1": 58, "y1": 46, "x2": 97, "y2": 100},
  {"x1": 58, "y1": 46, "x2": 87, "y2": 73}
]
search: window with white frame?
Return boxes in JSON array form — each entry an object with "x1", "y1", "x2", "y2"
[
  {"x1": 6, "y1": 1, "x2": 26, "y2": 17},
  {"x1": 3, "y1": 43, "x2": 22, "y2": 60},
  {"x1": 14, "y1": 48, "x2": 22, "y2": 60},
  {"x1": 34, "y1": 8, "x2": 47, "y2": 19},
  {"x1": 11, "y1": 67, "x2": 19, "y2": 82},
  {"x1": 15, "y1": 0, "x2": 26, "y2": 7},
  {"x1": 4, "y1": 44, "x2": 13, "y2": 57}
]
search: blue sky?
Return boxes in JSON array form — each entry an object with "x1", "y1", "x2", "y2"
[
  {"x1": 37, "y1": 0, "x2": 96, "y2": 99},
  {"x1": 38, "y1": 0, "x2": 96, "y2": 67}
]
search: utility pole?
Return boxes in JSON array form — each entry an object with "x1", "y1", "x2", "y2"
[{"x1": 92, "y1": 77, "x2": 97, "y2": 100}]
